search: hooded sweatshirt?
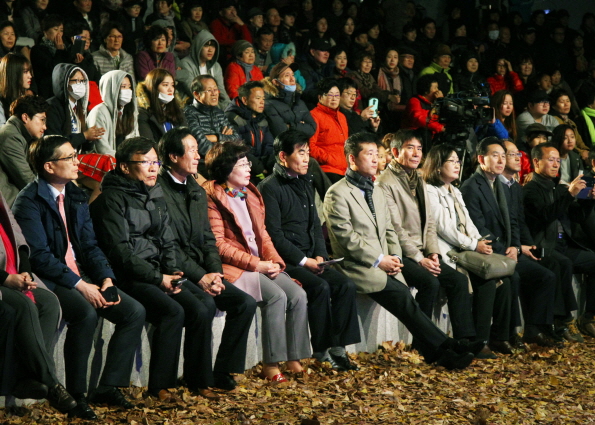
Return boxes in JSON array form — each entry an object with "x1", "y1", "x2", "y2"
[
  {"x1": 46, "y1": 64, "x2": 90, "y2": 150},
  {"x1": 177, "y1": 31, "x2": 230, "y2": 108},
  {"x1": 86, "y1": 70, "x2": 139, "y2": 156}
]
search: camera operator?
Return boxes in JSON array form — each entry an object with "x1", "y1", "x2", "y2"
[{"x1": 401, "y1": 74, "x2": 444, "y2": 148}]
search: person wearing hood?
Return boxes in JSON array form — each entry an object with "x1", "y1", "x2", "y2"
[
  {"x1": 135, "y1": 25, "x2": 176, "y2": 81},
  {"x1": 177, "y1": 30, "x2": 230, "y2": 108},
  {"x1": 419, "y1": 44, "x2": 454, "y2": 95},
  {"x1": 91, "y1": 21, "x2": 134, "y2": 78},
  {"x1": 30, "y1": 14, "x2": 69, "y2": 100},
  {"x1": 184, "y1": 75, "x2": 237, "y2": 164},
  {"x1": 224, "y1": 40, "x2": 264, "y2": 101},
  {"x1": 86, "y1": 70, "x2": 139, "y2": 157},
  {"x1": 453, "y1": 50, "x2": 488, "y2": 93},
  {"x1": 225, "y1": 81, "x2": 274, "y2": 183},
  {"x1": 137, "y1": 68, "x2": 186, "y2": 143},
  {"x1": 46, "y1": 64, "x2": 110, "y2": 202}
]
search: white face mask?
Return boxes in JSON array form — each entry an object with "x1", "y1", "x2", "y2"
[
  {"x1": 158, "y1": 92, "x2": 174, "y2": 104},
  {"x1": 488, "y1": 30, "x2": 500, "y2": 40},
  {"x1": 119, "y1": 89, "x2": 133, "y2": 106},
  {"x1": 69, "y1": 83, "x2": 86, "y2": 101}
]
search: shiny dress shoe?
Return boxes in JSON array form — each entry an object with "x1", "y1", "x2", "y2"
[
  {"x1": 196, "y1": 389, "x2": 220, "y2": 401},
  {"x1": 522, "y1": 332, "x2": 558, "y2": 347},
  {"x1": 443, "y1": 338, "x2": 486, "y2": 356},
  {"x1": 475, "y1": 345, "x2": 497, "y2": 360},
  {"x1": 488, "y1": 340, "x2": 514, "y2": 355},
  {"x1": 329, "y1": 352, "x2": 360, "y2": 371},
  {"x1": 46, "y1": 384, "x2": 77, "y2": 412},
  {"x1": 90, "y1": 386, "x2": 134, "y2": 409},
  {"x1": 12, "y1": 379, "x2": 48, "y2": 400},
  {"x1": 68, "y1": 395, "x2": 98, "y2": 420},
  {"x1": 509, "y1": 333, "x2": 526, "y2": 350},
  {"x1": 578, "y1": 315, "x2": 595, "y2": 338},
  {"x1": 213, "y1": 372, "x2": 237, "y2": 391},
  {"x1": 435, "y1": 349, "x2": 474, "y2": 370},
  {"x1": 259, "y1": 372, "x2": 288, "y2": 383}
]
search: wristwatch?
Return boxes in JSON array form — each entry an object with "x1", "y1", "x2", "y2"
[{"x1": 516, "y1": 246, "x2": 521, "y2": 255}]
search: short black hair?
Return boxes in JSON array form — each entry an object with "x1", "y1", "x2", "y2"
[
  {"x1": 274, "y1": 129, "x2": 309, "y2": 163},
  {"x1": 416, "y1": 74, "x2": 440, "y2": 96},
  {"x1": 390, "y1": 129, "x2": 419, "y2": 151},
  {"x1": 477, "y1": 136, "x2": 505, "y2": 156},
  {"x1": 532, "y1": 142, "x2": 557, "y2": 161},
  {"x1": 549, "y1": 88, "x2": 570, "y2": 104},
  {"x1": 238, "y1": 80, "x2": 264, "y2": 101},
  {"x1": 353, "y1": 51, "x2": 374, "y2": 70},
  {"x1": 205, "y1": 140, "x2": 251, "y2": 184},
  {"x1": 115, "y1": 137, "x2": 156, "y2": 168},
  {"x1": 41, "y1": 14, "x2": 63, "y2": 32},
  {"x1": 158, "y1": 126, "x2": 194, "y2": 168},
  {"x1": 316, "y1": 77, "x2": 339, "y2": 98},
  {"x1": 64, "y1": 21, "x2": 91, "y2": 40},
  {"x1": 345, "y1": 131, "x2": 378, "y2": 163},
  {"x1": 144, "y1": 25, "x2": 169, "y2": 50},
  {"x1": 191, "y1": 74, "x2": 217, "y2": 94},
  {"x1": 337, "y1": 77, "x2": 357, "y2": 93},
  {"x1": 11, "y1": 95, "x2": 49, "y2": 119},
  {"x1": 28, "y1": 135, "x2": 70, "y2": 176},
  {"x1": 256, "y1": 27, "x2": 274, "y2": 38}
]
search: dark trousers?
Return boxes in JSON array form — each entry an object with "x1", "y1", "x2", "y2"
[
  {"x1": 512, "y1": 255, "x2": 556, "y2": 328},
  {"x1": 469, "y1": 274, "x2": 511, "y2": 342},
  {"x1": 0, "y1": 287, "x2": 61, "y2": 391},
  {"x1": 308, "y1": 157, "x2": 333, "y2": 200},
  {"x1": 367, "y1": 276, "x2": 448, "y2": 360},
  {"x1": 285, "y1": 266, "x2": 361, "y2": 352},
  {"x1": 400, "y1": 258, "x2": 475, "y2": 339},
  {"x1": 128, "y1": 282, "x2": 213, "y2": 391},
  {"x1": 0, "y1": 300, "x2": 15, "y2": 395},
  {"x1": 212, "y1": 280, "x2": 257, "y2": 376},
  {"x1": 539, "y1": 252, "x2": 577, "y2": 318},
  {"x1": 53, "y1": 284, "x2": 145, "y2": 394},
  {"x1": 555, "y1": 240, "x2": 595, "y2": 316}
]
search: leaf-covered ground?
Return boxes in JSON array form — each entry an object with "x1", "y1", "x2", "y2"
[{"x1": 3, "y1": 339, "x2": 595, "y2": 425}]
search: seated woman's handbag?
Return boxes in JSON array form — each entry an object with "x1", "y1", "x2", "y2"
[{"x1": 446, "y1": 249, "x2": 516, "y2": 280}]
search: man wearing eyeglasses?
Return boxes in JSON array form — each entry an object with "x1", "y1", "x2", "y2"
[
  {"x1": 501, "y1": 140, "x2": 583, "y2": 343},
  {"x1": 523, "y1": 143, "x2": 595, "y2": 340},
  {"x1": 461, "y1": 137, "x2": 558, "y2": 349},
  {"x1": 516, "y1": 90, "x2": 559, "y2": 142},
  {"x1": 184, "y1": 75, "x2": 237, "y2": 164},
  {"x1": 90, "y1": 136, "x2": 227, "y2": 402},
  {"x1": 0, "y1": 95, "x2": 49, "y2": 207},
  {"x1": 12, "y1": 135, "x2": 146, "y2": 419}
]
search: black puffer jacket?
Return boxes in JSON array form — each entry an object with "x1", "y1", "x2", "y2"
[
  {"x1": 90, "y1": 170, "x2": 179, "y2": 288},
  {"x1": 261, "y1": 77, "x2": 317, "y2": 139},
  {"x1": 157, "y1": 169, "x2": 223, "y2": 283},
  {"x1": 257, "y1": 163, "x2": 327, "y2": 266}
]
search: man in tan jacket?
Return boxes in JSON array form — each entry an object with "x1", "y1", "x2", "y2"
[
  {"x1": 324, "y1": 132, "x2": 482, "y2": 369},
  {"x1": 377, "y1": 130, "x2": 476, "y2": 345}
]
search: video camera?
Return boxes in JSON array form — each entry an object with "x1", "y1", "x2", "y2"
[{"x1": 435, "y1": 84, "x2": 493, "y2": 128}]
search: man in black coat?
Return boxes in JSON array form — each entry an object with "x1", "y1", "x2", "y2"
[
  {"x1": 460, "y1": 137, "x2": 558, "y2": 348},
  {"x1": 501, "y1": 140, "x2": 581, "y2": 343},
  {"x1": 258, "y1": 129, "x2": 361, "y2": 370},
  {"x1": 523, "y1": 143, "x2": 595, "y2": 339},
  {"x1": 156, "y1": 127, "x2": 257, "y2": 396}
]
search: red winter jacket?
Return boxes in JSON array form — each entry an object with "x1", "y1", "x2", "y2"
[
  {"x1": 224, "y1": 62, "x2": 264, "y2": 100},
  {"x1": 486, "y1": 71, "x2": 524, "y2": 95},
  {"x1": 209, "y1": 18, "x2": 252, "y2": 63},
  {"x1": 310, "y1": 104, "x2": 350, "y2": 176},
  {"x1": 401, "y1": 95, "x2": 444, "y2": 137}
]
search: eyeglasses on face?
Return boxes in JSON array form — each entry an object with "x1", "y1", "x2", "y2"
[
  {"x1": 69, "y1": 79, "x2": 88, "y2": 84},
  {"x1": 234, "y1": 161, "x2": 252, "y2": 169},
  {"x1": 126, "y1": 160, "x2": 162, "y2": 167},
  {"x1": 506, "y1": 152, "x2": 522, "y2": 158},
  {"x1": 444, "y1": 159, "x2": 462, "y2": 165},
  {"x1": 48, "y1": 153, "x2": 78, "y2": 163}
]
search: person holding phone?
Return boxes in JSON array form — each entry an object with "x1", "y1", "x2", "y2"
[
  {"x1": 347, "y1": 51, "x2": 399, "y2": 113},
  {"x1": 12, "y1": 135, "x2": 146, "y2": 419}
]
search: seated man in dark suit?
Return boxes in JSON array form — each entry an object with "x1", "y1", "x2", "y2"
[
  {"x1": 13, "y1": 135, "x2": 145, "y2": 419},
  {"x1": 501, "y1": 140, "x2": 582, "y2": 343},
  {"x1": 258, "y1": 129, "x2": 361, "y2": 371},
  {"x1": 460, "y1": 137, "x2": 557, "y2": 348},
  {"x1": 324, "y1": 131, "x2": 482, "y2": 370},
  {"x1": 156, "y1": 127, "x2": 257, "y2": 397},
  {"x1": 522, "y1": 143, "x2": 595, "y2": 339}
]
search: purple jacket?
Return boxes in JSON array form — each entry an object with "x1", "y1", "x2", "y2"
[{"x1": 135, "y1": 50, "x2": 176, "y2": 81}]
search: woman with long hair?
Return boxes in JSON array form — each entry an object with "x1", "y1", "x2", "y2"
[
  {"x1": 491, "y1": 89, "x2": 517, "y2": 141},
  {"x1": 137, "y1": 68, "x2": 186, "y2": 143},
  {"x1": 550, "y1": 89, "x2": 589, "y2": 162},
  {"x1": 551, "y1": 124, "x2": 582, "y2": 183},
  {"x1": 0, "y1": 53, "x2": 32, "y2": 126},
  {"x1": 422, "y1": 144, "x2": 511, "y2": 359},
  {"x1": 203, "y1": 141, "x2": 310, "y2": 382}
]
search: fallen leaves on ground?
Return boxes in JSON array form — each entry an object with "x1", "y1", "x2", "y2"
[{"x1": 3, "y1": 339, "x2": 595, "y2": 424}]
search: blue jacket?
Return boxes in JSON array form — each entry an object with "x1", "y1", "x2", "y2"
[{"x1": 12, "y1": 178, "x2": 115, "y2": 290}]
